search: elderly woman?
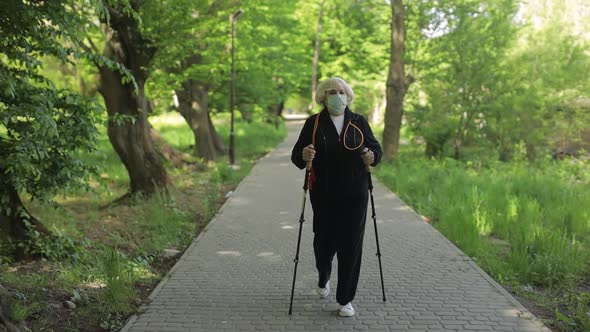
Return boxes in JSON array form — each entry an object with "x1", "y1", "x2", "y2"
[{"x1": 291, "y1": 77, "x2": 382, "y2": 317}]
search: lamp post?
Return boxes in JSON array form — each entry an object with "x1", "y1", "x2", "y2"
[{"x1": 229, "y1": 9, "x2": 243, "y2": 166}]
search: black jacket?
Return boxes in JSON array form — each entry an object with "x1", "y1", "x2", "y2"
[{"x1": 291, "y1": 108, "x2": 382, "y2": 199}]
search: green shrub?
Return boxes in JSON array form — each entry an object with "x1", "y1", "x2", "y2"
[{"x1": 27, "y1": 228, "x2": 90, "y2": 263}]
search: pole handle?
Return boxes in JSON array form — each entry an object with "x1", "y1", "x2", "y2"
[{"x1": 361, "y1": 147, "x2": 371, "y2": 174}]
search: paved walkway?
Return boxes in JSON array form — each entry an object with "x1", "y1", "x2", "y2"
[{"x1": 122, "y1": 122, "x2": 550, "y2": 332}]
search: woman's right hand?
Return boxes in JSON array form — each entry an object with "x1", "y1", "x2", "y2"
[{"x1": 302, "y1": 144, "x2": 315, "y2": 162}]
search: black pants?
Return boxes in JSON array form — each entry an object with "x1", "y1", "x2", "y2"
[{"x1": 311, "y1": 193, "x2": 367, "y2": 305}]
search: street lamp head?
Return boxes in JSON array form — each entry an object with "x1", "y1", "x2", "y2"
[{"x1": 232, "y1": 9, "x2": 243, "y2": 20}]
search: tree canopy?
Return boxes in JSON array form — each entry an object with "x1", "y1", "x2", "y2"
[{"x1": 0, "y1": 0, "x2": 104, "y2": 202}]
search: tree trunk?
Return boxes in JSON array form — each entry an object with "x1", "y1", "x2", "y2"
[
  {"x1": 308, "y1": 0, "x2": 324, "y2": 112},
  {"x1": 267, "y1": 101, "x2": 285, "y2": 129},
  {"x1": 275, "y1": 101, "x2": 284, "y2": 129},
  {"x1": 453, "y1": 108, "x2": 476, "y2": 160},
  {"x1": 382, "y1": 0, "x2": 410, "y2": 161},
  {"x1": 453, "y1": 112, "x2": 466, "y2": 160},
  {"x1": 175, "y1": 80, "x2": 225, "y2": 162},
  {"x1": 425, "y1": 141, "x2": 438, "y2": 158},
  {"x1": 0, "y1": 181, "x2": 51, "y2": 261},
  {"x1": 97, "y1": 4, "x2": 168, "y2": 195},
  {"x1": 498, "y1": 144, "x2": 512, "y2": 162},
  {"x1": 0, "y1": 285, "x2": 24, "y2": 332},
  {"x1": 238, "y1": 104, "x2": 253, "y2": 123},
  {"x1": 149, "y1": 125, "x2": 192, "y2": 167}
]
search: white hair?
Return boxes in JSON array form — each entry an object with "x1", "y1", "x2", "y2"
[{"x1": 315, "y1": 77, "x2": 354, "y2": 107}]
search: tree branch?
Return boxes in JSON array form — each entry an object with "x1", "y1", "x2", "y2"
[
  {"x1": 86, "y1": 37, "x2": 100, "y2": 54},
  {"x1": 77, "y1": 41, "x2": 92, "y2": 55},
  {"x1": 106, "y1": 5, "x2": 125, "y2": 23},
  {"x1": 404, "y1": 74, "x2": 415, "y2": 89},
  {"x1": 76, "y1": 41, "x2": 102, "y2": 70}
]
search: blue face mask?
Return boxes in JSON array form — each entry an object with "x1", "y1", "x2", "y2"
[{"x1": 326, "y1": 94, "x2": 347, "y2": 116}]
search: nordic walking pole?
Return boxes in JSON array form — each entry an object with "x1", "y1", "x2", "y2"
[
  {"x1": 367, "y1": 167, "x2": 386, "y2": 302},
  {"x1": 288, "y1": 160, "x2": 311, "y2": 315}
]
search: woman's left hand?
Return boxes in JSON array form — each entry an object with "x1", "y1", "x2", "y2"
[{"x1": 361, "y1": 147, "x2": 374, "y2": 170}]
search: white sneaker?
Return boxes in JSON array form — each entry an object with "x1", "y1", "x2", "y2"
[
  {"x1": 339, "y1": 302, "x2": 355, "y2": 317},
  {"x1": 317, "y1": 281, "x2": 330, "y2": 298}
]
